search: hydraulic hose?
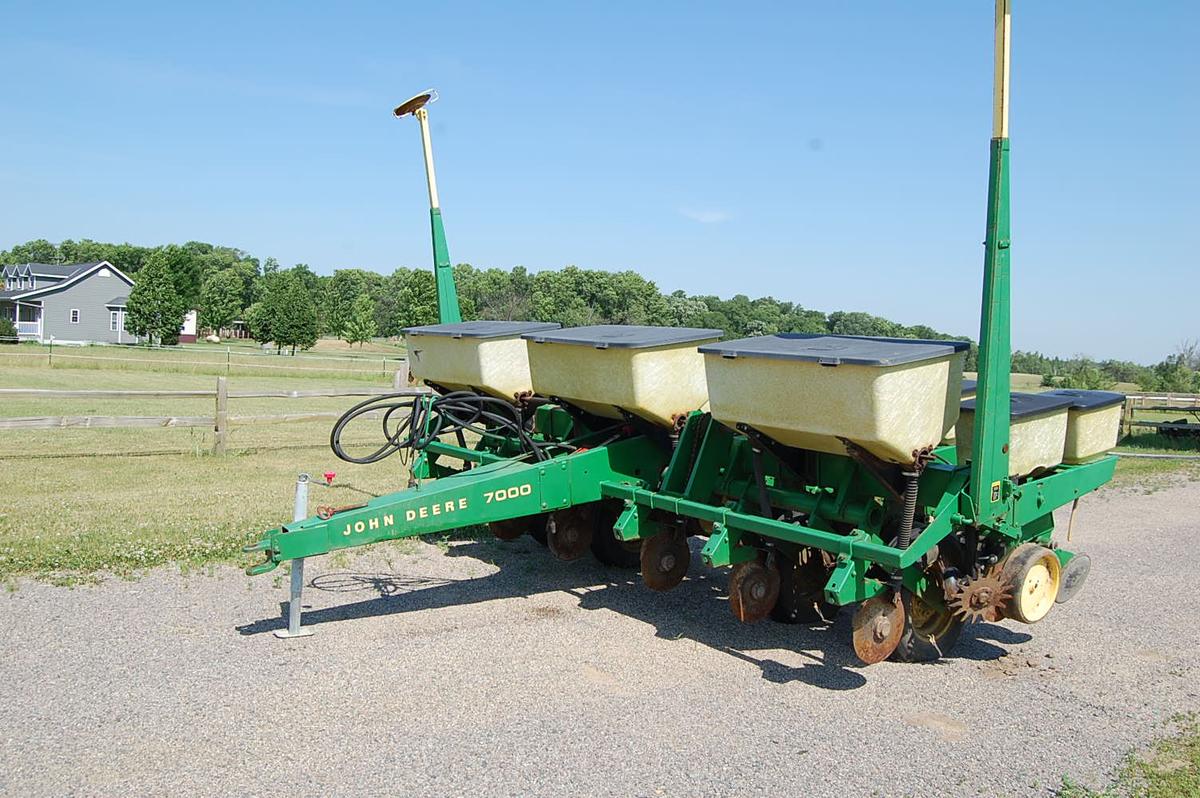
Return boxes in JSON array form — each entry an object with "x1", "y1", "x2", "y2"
[{"x1": 329, "y1": 391, "x2": 564, "y2": 465}]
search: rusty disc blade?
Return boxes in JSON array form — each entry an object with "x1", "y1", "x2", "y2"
[
  {"x1": 640, "y1": 531, "x2": 690, "y2": 592},
  {"x1": 852, "y1": 594, "x2": 905, "y2": 664},
  {"x1": 547, "y1": 507, "x2": 593, "y2": 561},
  {"x1": 728, "y1": 559, "x2": 781, "y2": 623}
]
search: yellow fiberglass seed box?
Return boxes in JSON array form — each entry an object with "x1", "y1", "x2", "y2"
[
  {"x1": 700, "y1": 334, "x2": 970, "y2": 464},
  {"x1": 942, "y1": 378, "x2": 978, "y2": 444},
  {"x1": 1042, "y1": 389, "x2": 1125, "y2": 463},
  {"x1": 956, "y1": 392, "x2": 1072, "y2": 477},
  {"x1": 522, "y1": 325, "x2": 723, "y2": 427},
  {"x1": 403, "y1": 321, "x2": 561, "y2": 400}
]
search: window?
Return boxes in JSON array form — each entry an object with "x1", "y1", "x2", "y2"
[
  {"x1": 110, "y1": 310, "x2": 119, "y2": 331},
  {"x1": 70, "y1": 309, "x2": 80, "y2": 324}
]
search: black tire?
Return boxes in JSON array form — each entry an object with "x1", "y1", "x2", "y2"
[
  {"x1": 771, "y1": 548, "x2": 838, "y2": 624},
  {"x1": 588, "y1": 501, "x2": 640, "y2": 568},
  {"x1": 891, "y1": 589, "x2": 964, "y2": 663}
]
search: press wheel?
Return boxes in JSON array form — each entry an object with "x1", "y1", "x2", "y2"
[
  {"x1": 772, "y1": 547, "x2": 837, "y2": 624},
  {"x1": 1001, "y1": 543, "x2": 1061, "y2": 624},
  {"x1": 547, "y1": 506, "x2": 594, "y2": 561},
  {"x1": 890, "y1": 589, "x2": 964, "y2": 663},
  {"x1": 728, "y1": 557, "x2": 781, "y2": 623},
  {"x1": 640, "y1": 530, "x2": 690, "y2": 591}
]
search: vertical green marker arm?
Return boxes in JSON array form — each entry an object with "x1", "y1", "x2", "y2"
[
  {"x1": 415, "y1": 103, "x2": 462, "y2": 323},
  {"x1": 970, "y1": 0, "x2": 1013, "y2": 523}
]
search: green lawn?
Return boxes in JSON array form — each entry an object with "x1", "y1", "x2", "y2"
[
  {"x1": 0, "y1": 366, "x2": 414, "y2": 582},
  {"x1": 0, "y1": 337, "x2": 406, "y2": 381}
]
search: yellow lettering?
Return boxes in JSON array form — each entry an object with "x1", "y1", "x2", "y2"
[
  {"x1": 384, "y1": 514, "x2": 394, "y2": 527},
  {"x1": 369, "y1": 517, "x2": 379, "y2": 530},
  {"x1": 419, "y1": 506, "x2": 428, "y2": 518},
  {"x1": 458, "y1": 498, "x2": 468, "y2": 510},
  {"x1": 354, "y1": 521, "x2": 365, "y2": 533},
  {"x1": 444, "y1": 501, "x2": 454, "y2": 514},
  {"x1": 406, "y1": 510, "x2": 416, "y2": 522},
  {"x1": 432, "y1": 504, "x2": 441, "y2": 516}
]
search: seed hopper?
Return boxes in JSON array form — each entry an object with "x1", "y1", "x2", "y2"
[{"x1": 245, "y1": 1, "x2": 1120, "y2": 663}]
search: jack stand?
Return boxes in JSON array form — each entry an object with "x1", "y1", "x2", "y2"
[{"x1": 275, "y1": 473, "x2": 315, "y2": 639}]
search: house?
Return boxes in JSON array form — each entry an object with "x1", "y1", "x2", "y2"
[{"x1": 0, "y1": 260, "x2": 139, "y2": 344}]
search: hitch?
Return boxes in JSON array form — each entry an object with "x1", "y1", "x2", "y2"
[{"x1": 243, "y1": 537, "x2": 279, "y2": 576}]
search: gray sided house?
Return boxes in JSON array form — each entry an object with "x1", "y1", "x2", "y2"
[{"x1": 0, "y1": 261, "x2": 139, "y2": 344}]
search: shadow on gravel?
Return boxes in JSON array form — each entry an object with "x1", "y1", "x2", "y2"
[{"x1": 235, "y1": 537, "x2": 1023, "y2": 689}]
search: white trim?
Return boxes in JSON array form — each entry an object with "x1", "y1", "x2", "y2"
[
  {"x1": 6, "y1": 261, "x2": 133, "y2": 301},
  {"x1": 110, "y1": 310, "x2": 120, "y2": 331},
  {"x1": 69, "y1": 308, "x2": 80, "y2": 324}
]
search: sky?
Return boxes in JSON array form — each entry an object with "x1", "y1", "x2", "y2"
[{"x1": 0, "y1": 1, "x2": 1194, "y2": 363}]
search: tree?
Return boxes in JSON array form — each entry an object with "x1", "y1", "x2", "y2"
[
  {"x1": 199, "y1": 271, "x2": 244, "y2": 333},
  {"x1": 244, "y1": 301, "x2": 272, "y2": 344},
  {"x1": 125, "y1": 251, "x2": 187, "y2": 345},
  {"x1": 343, "y1": 295, "x2": 378, "y2": 347},
  {"x1": 325, "y1": 269, "x2": 382, "y2": 338},
  {"x1": 265, "y1": 273, "x2": 319, "y2": 355}
]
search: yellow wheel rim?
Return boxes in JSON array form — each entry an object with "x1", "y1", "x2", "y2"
[{"x1": 1016, "y1": 552, "x2": 1061, "y2": 623}]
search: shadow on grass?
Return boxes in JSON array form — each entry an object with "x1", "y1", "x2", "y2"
[
  {"x1": 236, "y1": 537, "x2": 1028, "y2": 690},
  {"x1": 1119, "y1": 431, "x2": 1200, "y2": 452}
]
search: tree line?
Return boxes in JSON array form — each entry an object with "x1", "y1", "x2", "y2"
[{"x1": 2, "y1": 237, "x2": 1196, "y2": 391}]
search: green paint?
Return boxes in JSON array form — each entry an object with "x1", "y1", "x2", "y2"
[
  {"x1": 429, "y1": 208, "x2": 461, "y2": 323},
  {"x1": 970, "y1": 136, "x2": 1012, "y2": 521}
]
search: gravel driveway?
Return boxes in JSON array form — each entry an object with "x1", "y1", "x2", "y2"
[{"x1": 2, "y1": 479, "x2": 1197, "y2": 797}]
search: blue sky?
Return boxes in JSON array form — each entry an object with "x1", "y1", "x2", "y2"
[{"x1": 0, "y1": 2, "x2": 1194, "y2": 362}]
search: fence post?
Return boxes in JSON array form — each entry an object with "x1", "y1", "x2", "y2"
[
  {"x1": 393, "y1": 359, "x2": 410, "y2": 390},
  {"x1": 226, "y1": 346, "x2": 231, "y2": 375},
  {"x1": 214, "y1": 376, "x2": 228, "y2": 455}
]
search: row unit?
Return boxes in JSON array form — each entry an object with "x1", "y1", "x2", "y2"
[{"x1": 403, "y1": 321, "x2": 1120, "y2": 473}]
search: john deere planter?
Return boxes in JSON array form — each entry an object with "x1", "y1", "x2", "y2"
[{"x1": 245, "y1": 0, "x2": 1120, "y2": 664}]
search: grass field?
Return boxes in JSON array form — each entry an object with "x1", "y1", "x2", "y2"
[
  {"x1": 0, "y1": 337, "x2": 407, "y2": 381},
  {"x1": 0, "y1": 366, "x2": 416, "y2": 581},
  {"x1": 1, "y1": 364, "x2": 1197, "y2": 584}
]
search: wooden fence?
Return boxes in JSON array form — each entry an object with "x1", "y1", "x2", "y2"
[
  {"x1": 1121, "y1": 391, "x2": 1200, "y2": 437},
  {"x1": 0, "y1": 364, "x2": 426, "y2": 455}
]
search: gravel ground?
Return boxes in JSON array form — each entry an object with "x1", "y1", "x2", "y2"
[{"x1": 2, "y1": 479, "x2": 1197, "y2": 797}]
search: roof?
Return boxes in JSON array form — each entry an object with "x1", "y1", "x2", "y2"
[
  {"x1": 105, "y1": 295, "x2": 129, "y2": 307},
  {"x1": 1, "y1": 262, "x2": 100, "y2": 279}
]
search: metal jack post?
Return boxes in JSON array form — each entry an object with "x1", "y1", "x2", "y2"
[{"x1": 274, "y1": 473, "x2": 314, "y2": 639}]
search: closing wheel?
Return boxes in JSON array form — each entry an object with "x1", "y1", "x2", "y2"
[
  {"x1": 728, "y1": 557, "x2": 781, "y2": 623},
  {"x1": 547, "y1": 506, "x2": 593, "y2": 561},
  {"x1": 1001, "y1": 543, "x2": 1061, "y2": 624},
  {"x1": 1055, "y1": 552, "x2": 1090, "y2": 604},
  {"x1": 640, "y1": 530, "x2": 690, "y2": 591},
  {"x1": 772, "y1": 547, "x2": 837, "y2": 624},
  {"x1": 852, "y1": 593, "x2": 905, "y2": 664},
  {"x1": 888, "y1": 588, "x2": 964, "y2": 662}
]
